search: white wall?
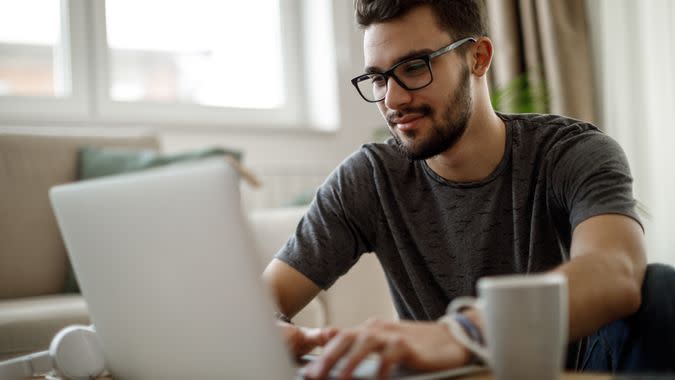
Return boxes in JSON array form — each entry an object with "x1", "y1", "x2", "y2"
[{"x1": 160, "y1": 1, "x2": 383, "y2": 209}]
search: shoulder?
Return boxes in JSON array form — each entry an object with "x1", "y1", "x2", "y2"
[
  {"x1": 318, "y1": 139, "x2": 410, "y2": 198},
  {"x1": 335, "y1": 139, "x2": 411, "y2": 176},
  {"x1": 502, "y1": 113, "x2": 601, "y2": 141},
  {"x1": 502, "y1": 113, "x2": 619, "y2": 159},
  {"x1": 360, "y1": 139, "x2": 408, "y2": 162}
]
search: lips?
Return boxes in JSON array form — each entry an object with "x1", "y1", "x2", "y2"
[{"x1": 391, "y1": 114, "x2": 425, "y2": 131}]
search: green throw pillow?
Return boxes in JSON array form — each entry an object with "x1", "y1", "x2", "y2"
[
  {"x1": 62, "y1": 146, "x2": 242, "y2": 294},
  {"x1": 78, "y1": 146, "x2": 242, "y2": 179}
]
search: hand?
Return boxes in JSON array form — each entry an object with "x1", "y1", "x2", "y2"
[
  {"x1": 302, "y1": 318, "x2": 473, "y2": 380},
  {"x1": 279, "y1": 321, "x2": 339, "y2": 359}
]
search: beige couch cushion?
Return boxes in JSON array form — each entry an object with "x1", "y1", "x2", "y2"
[
  {"x1": 320, "y1": 254, "x2": 397, "y2": 327},
  {"x1": 0, "y1": 294, "x2": 89, "y2": 360},
  {"x1": 248, "y1": 207, "x2": 397, "y2": 328},
  {"x1": 0, "y1": 131, "x2": 159, "y2": 299}
]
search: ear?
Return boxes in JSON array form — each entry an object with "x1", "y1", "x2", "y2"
[{"x1": 470, "y1": 37, "x2": 493, "y2": 77}]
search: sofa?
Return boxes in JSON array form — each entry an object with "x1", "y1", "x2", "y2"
[{"x1": 0, "y1": 128, "x2": 396, "y2": 361}]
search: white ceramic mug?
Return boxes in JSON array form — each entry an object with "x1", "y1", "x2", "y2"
[{"x1": 448, "y1": 273, "x2": 568, "y2": 380}]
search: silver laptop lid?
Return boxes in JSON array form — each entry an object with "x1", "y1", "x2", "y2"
[{"x1": 49, "y1": 159, "x2": 295, "y2": 379}]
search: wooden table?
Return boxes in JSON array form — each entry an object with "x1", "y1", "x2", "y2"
[
  {"x1": 462, "y1": 373, "x2": 610, "y2": 380},
  {"x1": 28, "y1": 373, "x2": 611, "y2": 379}
]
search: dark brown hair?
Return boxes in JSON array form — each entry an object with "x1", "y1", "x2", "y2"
[{"x1": 354, "y1": 0, "x2": 488, "y2": 40}]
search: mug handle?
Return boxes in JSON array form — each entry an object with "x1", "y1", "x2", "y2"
[{"x1": 446, "y1": 297, "x2": 490, "y2": 365}]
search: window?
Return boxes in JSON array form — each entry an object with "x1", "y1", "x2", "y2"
[
  {"x1": 106, "y1": 0, "x2": 285, "y2": 109},
  {"x1": 0, "y1": 0, "x2": 333, "y2": 129},
  {"x1": 0, "y1": 0, "x2": 67, "y2": 97},
  {"x1": 0, "y1": 0, "x2": 88, "y2": 121}
]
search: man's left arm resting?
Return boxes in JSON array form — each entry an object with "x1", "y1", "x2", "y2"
[{"x1": 554, "y1": 213, "x2": 647, "y2": 341}]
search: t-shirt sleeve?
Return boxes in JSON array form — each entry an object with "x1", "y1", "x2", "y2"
[
  {"x1": 274, "y1": 149, "x2": 378, "y2": 290},
  {"x1": 549, "y1": 129, "x2": 642, "y2": 232}
]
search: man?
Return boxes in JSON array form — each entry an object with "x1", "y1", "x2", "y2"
[{"x1": 264, "y1": 1, "x2": 674, "y2": 378}]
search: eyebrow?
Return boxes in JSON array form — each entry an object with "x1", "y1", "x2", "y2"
[{"x1": 364, "y1": 48, "x2": 435, "y2": 74}]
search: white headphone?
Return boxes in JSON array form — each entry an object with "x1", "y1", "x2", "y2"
[{"x1": 0, "y1": 324, "x2": 105, "y2": 380}]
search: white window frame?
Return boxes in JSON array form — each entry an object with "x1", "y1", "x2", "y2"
[
  {"x1": 0, "y1": 0, "x2": 311, "y2": 129},
  {"x1": 0, "y1": 0, "x2": 89, "y2": 123}
]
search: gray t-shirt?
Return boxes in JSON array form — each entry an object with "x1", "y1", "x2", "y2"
[{"x1": 276, "y1": 113, "x2": 640, "y2": 321}]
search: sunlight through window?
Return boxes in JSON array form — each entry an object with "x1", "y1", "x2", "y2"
[
  {"x1": 105, "y1": 0, "x2": 285, "y2": 109},
  {"x1": 0, "y1": 0, "x2": 66, "y2": 97}
]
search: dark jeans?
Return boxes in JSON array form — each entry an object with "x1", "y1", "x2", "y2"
[{"x1": 566, "y1": 263, "x2": 675, "y2": 373}]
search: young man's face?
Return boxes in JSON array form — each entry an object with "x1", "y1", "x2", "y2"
[{"x1": 363, "y1": 5, "x2": 473, "y2": 160}]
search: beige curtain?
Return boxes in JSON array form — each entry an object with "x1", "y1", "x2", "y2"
[{"x1": 484, "y1": 0, "x2": 597, "y2": 125}]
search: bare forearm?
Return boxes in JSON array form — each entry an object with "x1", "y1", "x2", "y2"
[
  {"x1": 554, "y1": 251, "x2": 644, "y2": 340},
  {"x1": 460, "y1": 253, "x2": 643, "y2": 347},
  {"x1": 263, "y1": 258, "x2": 321, "y2": 318},
  {"x1": 552, "y1": 215, "x2": 648, "y2": 341}
]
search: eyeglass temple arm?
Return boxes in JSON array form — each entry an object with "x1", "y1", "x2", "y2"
[{"x1": 429, "y1": 37, "x2": 477, "y2": 59}]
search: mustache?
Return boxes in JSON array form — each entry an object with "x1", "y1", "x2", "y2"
[{"x1": 386, "y1": 105, "x2": 433, "y2": 126}]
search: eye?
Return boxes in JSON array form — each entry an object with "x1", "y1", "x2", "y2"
[
  {"x1": 400, "y1": 59, "x2": 427, "y2": 76},
  {"x1": 370, "y1": 74, "x2": 386, "y2": 87}
]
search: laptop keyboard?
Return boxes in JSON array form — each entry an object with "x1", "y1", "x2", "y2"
[{"x1": 297, "y1": 355, "x2": 485, "y2": 380}]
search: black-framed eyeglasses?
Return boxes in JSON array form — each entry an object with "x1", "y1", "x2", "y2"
[{"x1": 351, "y1": 36, "x2": 477, "y2": 103}]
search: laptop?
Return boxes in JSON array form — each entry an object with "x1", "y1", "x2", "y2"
[{"x1": 49, "y1": 158, "x2": 484, "y2": 379}]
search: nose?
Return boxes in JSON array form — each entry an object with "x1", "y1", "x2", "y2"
[{"x1": 383, "y1": 77, "x2": 412, "y2": 110}]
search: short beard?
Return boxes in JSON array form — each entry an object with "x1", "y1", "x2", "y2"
[{"x1": 389, "y1": 64, "x2": 472, "y2": 161}]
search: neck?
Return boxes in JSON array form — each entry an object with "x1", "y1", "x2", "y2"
[{"x1": 425, "y1": 93, "x2": 506, "y2": 182}]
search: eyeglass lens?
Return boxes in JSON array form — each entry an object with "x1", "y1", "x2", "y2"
[{"x1": 356, "y1": 58, "x2": 431, "y2": 102}]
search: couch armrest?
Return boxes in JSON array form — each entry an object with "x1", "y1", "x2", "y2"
[
  {"x1": 247, "y1": 207, "x2": 397, "y2": 328},
  {"x1": 0, "y1": 294, "x2": 89, "y2": 360}
]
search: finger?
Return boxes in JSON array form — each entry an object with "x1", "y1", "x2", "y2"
[
  {"x1": 294, "y1": 328, "x2": 323, "y2": 357},
  {"x1": 378, "y1": 336, "x2": 409, "y2": 379},
  {"x1": 301, "y1": 327, "x2": 324, "y2": 343},
  {"x1": 304, "y1": 326, "x2": 339, "y2": 346},
  {"x1": 292, "y1": 326, "x2": 342, "y2": 359},
  {"x1": 337, "y1": 332, "x2": 387, "y2": 380},
  {"x1": 322, "y1": 327, "x2": 339, "y2": 342},
  {"x1": 304, "y1": 331, "x2": 357, "y2": 380},
  {"x1": 295, "y1": 327, "x2": 340, "y2": 358}
]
